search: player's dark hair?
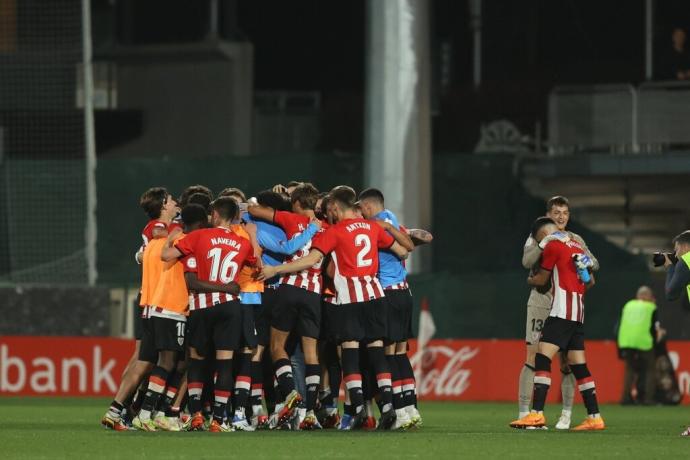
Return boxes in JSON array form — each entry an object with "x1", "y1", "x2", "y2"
[
  {"x1": 330, "y1": 186, "x2": 356, "y2": 210},
  {"x1": 358, "y1": 187, "x2": 385, "y2": 205},
  {"x1": 546, "y1": 195, "x2": 570, "y2": 212},
  {"x1": 318, "y1": 194, "x2": 331, "y2": 217},
  {"x1": 531, "y1": 216, "x2": 556, "y2": 239},
  {"x1": 673, "y1": 230, "x2": 690, "y2": 246},
  {"x1": 212, "y1": 197, "x2": 240, "y2": 222},
  {"x1": 181, "y1": 204, "x2": 209, "y2": 230},
  {"x1": 179, "y1": 185, "x2": 213, "y2": 207},
  {"x1": 290, "y1": 183, "x2": 319, "y2": 210},
  {"x1": 187, "y1": 192, "x2": 211, "y2": 214},
  {"x1": 218, "y1": 187, "x2": 246, "y2": 203},
  {"x1": 140, "y1": 187, "x2": 169, "y2": 219},
  {"x1": 256, "y1": 190, "x2": 290, "y2": 212}
]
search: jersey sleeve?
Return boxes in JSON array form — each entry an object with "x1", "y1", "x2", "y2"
[
  {"x1": 311, "y1": 227, "x2": 337, "y2": 256},
  {"x1": 174, "y1": 231, "x2": 197, "y2": 256},
  {"x1": 182, "y1": 255, "x2": 198, "y2": 273},
  {"x1": 273, "y1": 210, "x2": 294, "y2": 231},
  {"x1": 540, "y1": 241, "x2": 559, "y2": 271},
  {"x1": 376, "y1": 225, "x2": 395, "y2": 249}
]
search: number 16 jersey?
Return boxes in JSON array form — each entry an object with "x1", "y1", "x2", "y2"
[
  {"x1": 174, "y1": 227, "x2": 254, "y2": 310},
  {"x1": 312, "y1": 218, "x2": 395, "y2": 304}
]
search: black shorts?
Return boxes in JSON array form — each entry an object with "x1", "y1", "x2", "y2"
[
  {"x1": 539, "y1": 316, "x2": 585, "y2": 351},
  {"x1": 138, "y1": 315, "x2": 185, "y2": 362},
  {"x1": 319, "y1": 300, "x2": 338, "y2": 341},
  {"x1": 255, "y1": 287, "x2": 277, "y2": 347},
  {"x1": 333, "y1": 298, "x2": 388, "y2": 343},
  {"x1": 272, "y1": 284, "x2": 321, "y2": 339},
  {"x1": 188, "y1": 300, "x2": 257, "y2": 355},
  {"x1": 384, "y1": 288, "x2": 413, "y2": 343}
]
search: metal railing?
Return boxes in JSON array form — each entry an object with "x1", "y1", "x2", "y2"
[{"x1": 548, "y1": 81, "x2": 690, "y2": 155}]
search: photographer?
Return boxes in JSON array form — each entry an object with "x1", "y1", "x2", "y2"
[{"x1": 663, "y1": 231, "x2": 690, "y2": 306}]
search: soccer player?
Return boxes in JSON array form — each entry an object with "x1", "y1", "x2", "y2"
[
  {"x1": 260, "y1": 186, "x2": 409, "y2": 430},
  {"x1": 518, "y1": 195, "x2": 599, "y2": 429},
  {"x1": 161, "y1": 197, "x2": 258, "y2": 433},
  {"x1": 102, "y1": 188, "x2": 179, "y2": 431},
  {"x1": 244, "y1": 190, "x2": 321, "y2": 427},
  {"x1": 510, "y1": 217, "x2": 605, "y2": 431},
  {"x1": 358, "y1": 188, "x2": 420, "y2": 429},
  {"x1": 247, "y1": 183, "x2": 327, "y2": 429},
  {"x1": 133, "y1": 204, "x2": 238, "y2": 431}
]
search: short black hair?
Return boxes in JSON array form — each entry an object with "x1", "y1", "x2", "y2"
[
  {"x1": 218, "y1": 187, "x2": 246, "y2": 202},
  {"x1": 290, "y1": 183, "x2": 319, "y2": 210},
  {"x1": 211, "y1": 196, "x2": 239, "y2": 221},
  {"x1": 181, "y1": 204, "x2": 208, "y2": 229},
  {"x1": 546, "y1": 196, "x2": 569, "y2": 212},
  {"x1": 179, "y1": 185, "x2": 213, "y2": 208},
  {"x1": 358, "y1": 187, "x2": 385, "y2": 204},
  {"x1": 140, "y1": 187, "x2": 169, "y2": 219},
  {"x1": 256, "y1": 190, "x2": 290, "y2": 212},
  {"x1": 330, "y1": 185, "x2": 356, "y2": 210},
  {"x1": 531, "y1": 216, "x2": 556, "y2": 239},
  {"x1": 673, "y1": 230, "x2": 690, "y2": 246},
  {"x1": 188, "y1": 192, "x2": 211, "y2": 214}
]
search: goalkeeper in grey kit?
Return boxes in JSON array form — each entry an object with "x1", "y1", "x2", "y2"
[{"x1": 517, "y1": 196, "x2": 599, "y2": 429}]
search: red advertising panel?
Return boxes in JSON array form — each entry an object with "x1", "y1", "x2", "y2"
[
  {"x1": 0, "y1": 337, "x2": 134, "y2": 397},
  {"x1": 1, "y1": 336, "x2": 689, "y2": 403}
]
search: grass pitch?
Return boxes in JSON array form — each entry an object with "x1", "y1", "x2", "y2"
[{"x1": 1, "y1": 398, "x2": 690, "y2": 459}]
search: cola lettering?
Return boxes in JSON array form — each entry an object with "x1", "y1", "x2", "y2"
[{"x1": 409, "y1": 345, "x2": 480, "y2": 397}]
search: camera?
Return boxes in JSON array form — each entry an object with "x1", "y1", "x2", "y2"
[{"x1": 653, "y1": 252, "x2": 678, "y2": 267}]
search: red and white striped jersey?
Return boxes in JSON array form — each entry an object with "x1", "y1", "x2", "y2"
[
  {"x1": 141, "y1": 219, "x2": 167, "y2": 248},
  {"x1": 541, "y1": 238, "x2": 587, "y2": 323},
  {"x1": 273, "y1": 210, "x2": 327, "y2": 294},
  {"x1": 312, "y1": 218, "x2": 395, "y2": 304},
  {"x1": 174, "y1": 227, "x2": 255, "y2": 311}
]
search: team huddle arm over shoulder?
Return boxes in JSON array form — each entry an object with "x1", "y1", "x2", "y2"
[
  {"x1": 258, "y1": 222, "x2": 320, "y2": 255},
  {"x1": 162, "y1": 229, "x2": 196, "y2": 261},
  {"x1": 247, "y1": 204, "x2": 276, "y2": 223},
  {"x1": 377, "y1": 225, "x2": 408, "y2": 259},
  {"x1": 522, "y1": 235, "x2": 541, "y2": 269},
  {"x1": 377, "y1": 221, "x2": 414, "y2": 251}
]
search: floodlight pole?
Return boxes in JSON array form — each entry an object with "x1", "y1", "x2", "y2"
[
  {"x1": 645, "y1": 0, "x2": 654, "y2": 80},
  {"x1": 82, "y1": 0, "x2": 98, "y2": 285},
  {"x1": 364, "y1": 0, "x2": 432, "y2": 273}
]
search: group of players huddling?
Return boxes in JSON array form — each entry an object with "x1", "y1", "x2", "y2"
[{"x1": 101, "y1": 182, "x2": 432, "y2": 432}]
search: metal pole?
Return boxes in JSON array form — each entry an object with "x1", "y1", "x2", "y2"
[
  {"x1": 469, "y1": 0, "x2": 482, "y2": 89},
  {"x1": 82, "y1": 0, "x2": 98, "y2": 285},
  {"x1": 365, "y1": 0, "x2": 432, "y2": 273},
  {"x1": 645, "y1": 0, "x2": 653, "y2": 80}
]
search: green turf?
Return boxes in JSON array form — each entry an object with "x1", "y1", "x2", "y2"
[{"x1": 1, "y1": 399, "x2": 690, "y2": 459}]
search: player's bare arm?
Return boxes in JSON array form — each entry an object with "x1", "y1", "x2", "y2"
[
  {"x1": 408, "y1": 228, "x2": 434, "y2": 246},
  {"x1": 246, "y1": 203, "x2": 276, "y2": 222},
  {"x1": 184, "y1": 272, "x2": 240, "y2": 295},
  {"x1": 527, "y1": 268, "x2": 551, "y2": 287},
  {"x1": 389, "y1": 241, "x2": 409, "y2": 260},
  {"x1": 376, "y1": 220, "x2": 414, "y2": 251},
  {"x1": 259, "y1": 249, "x2": 324, "y2": 280}
]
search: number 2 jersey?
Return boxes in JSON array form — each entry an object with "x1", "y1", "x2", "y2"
[
  {"x1": 312, "y1": 218, "x2": 395, "y2": 304},
  {"x1": 174, "y1": 226, "x2": 255, "y2": 310},
  {"x1": 540, "y1": 238, "x2": 587, "y2": 323}
]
